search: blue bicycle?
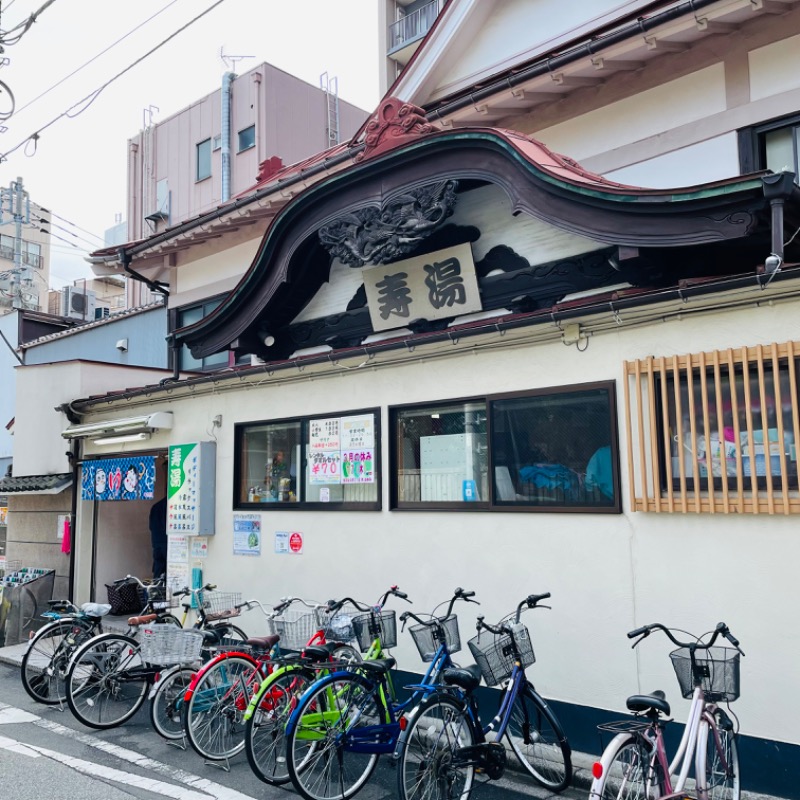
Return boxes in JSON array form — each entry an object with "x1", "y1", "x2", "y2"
[
  {"x1": 395, "y1": 592, "x2": 572, "y2": 800},
  {"x1": 283, "y1": 586, "x2": 479, "y2": 800}
]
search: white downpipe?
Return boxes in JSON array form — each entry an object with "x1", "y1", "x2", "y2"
[{"x1": 221, "y1": 71, "x2": 235, "y2": 202}]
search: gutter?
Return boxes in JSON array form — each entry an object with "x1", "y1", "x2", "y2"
[
  {"x1": 68, "y1": 266, "x2": 798, "y2": 413},
  {"x1": 423, "y1": 0, "x2": 737, "y2": 121},
  {"x1": 118, "y1": 247, "x2": 169, "y2": 297}
]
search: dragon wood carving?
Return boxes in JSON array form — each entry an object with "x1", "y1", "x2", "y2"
[{"x1": 318, "y1": 179, "x2": 459, "y2": 267}]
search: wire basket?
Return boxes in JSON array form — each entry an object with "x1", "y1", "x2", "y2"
[
  {"x1": 409, "y1": 615, "x2": 461, "y2": 662},
  {"x1": 140, "y1": 626, "x2": 205, "y2": 666},
  {"x1": 269, "y1": 607, "x2": 326, "y2": 650},
  {"x1": 467, "y1": 621, "x2": 535, "y2": 686},
  {"x1": 351, "y1": 609, "x2": 397, "y2": 652},
  {"x1": 199, "y1": 591, "x2": 242, "y2": 621},
  {"x1": 670, "y1": 647, "x2": 740, "y2": 702}
]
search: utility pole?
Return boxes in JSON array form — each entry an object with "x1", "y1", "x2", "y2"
[{"x1": 0, "y1": 177, "x2": 31, "y2": 309}]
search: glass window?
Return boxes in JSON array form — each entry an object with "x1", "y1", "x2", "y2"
[
  {"x1": 491, "y1": 387, "x2": 617, "y2": 508},
  {"x1": 395, "y1": 401, "x2": 487, "y2": 504},
  {"x1": 237, "y1": 125, "x2": 256, "y2": 153},
  {"x1": 196, "y1": 138, "x2": 212, "y2": 181},
  {"x1": 176, "y1": 299, "x2": 229, "y2": 371},
  {"x1": 235, "y1": 409, "x2": 380, "y2": 510},
  {"x1": 391, "y1": 383, "x2": 618, "y2": 511}
]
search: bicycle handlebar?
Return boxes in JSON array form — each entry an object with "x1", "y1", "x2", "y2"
[
  {"x1": 328, "y1": 586, "x2": 412, "y2": 615},
  {"x1": 627, "y1": 622, "x2": 744, "y2": 654},
  {"x1": 399, "y1": 587, "x2": 479, "y2": 630},
  {"x1": 475, "y1": 591, "x2": 552, "y2": 635}
]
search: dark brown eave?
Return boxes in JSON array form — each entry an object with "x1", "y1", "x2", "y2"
[{"x1": 174, "y1": 124, "x2": 788, "y2": 361}]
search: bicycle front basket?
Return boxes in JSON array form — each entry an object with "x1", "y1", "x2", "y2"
[
  {"x1": 272, "y1": 607, "x2": 326, "y2": 650},
  {"x1": 409, "y1": 615, "x2": 461, "y2": 662},
  {"x1": 670, "y1": 647, "x2": 740, "y2": 702},
  {"x1": 140, "y1": 626, "x2": 204, "y2": 666},
  {"x1": 199, "y1": 591, "x2": 242, "y2": 621},
  {"x1": 467, "y1": 623, "x2": 535, "y2": 686},
  {"x1": 351, "y1": 609, "x2": 397, "y2": 652}
]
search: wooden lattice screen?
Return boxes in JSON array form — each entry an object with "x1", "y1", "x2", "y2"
[{"x1": 623, "y1": 342, "x2": 800, "y2": 514}]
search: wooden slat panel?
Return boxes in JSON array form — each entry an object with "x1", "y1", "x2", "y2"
[{"x1": 628, "y1": 339, "x2": 800, "y2": 516}]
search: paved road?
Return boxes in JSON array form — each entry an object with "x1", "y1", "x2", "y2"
[{"x1": 0, "y1": 661, "x2": 588, "y2": 800}]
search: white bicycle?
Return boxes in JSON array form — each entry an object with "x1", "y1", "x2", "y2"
[{"x1": 590, "y1": 621, "x2": 743, "y2": 800}]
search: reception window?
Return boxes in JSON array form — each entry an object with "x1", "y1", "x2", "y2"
[
  {"x1": 391, "y1": 382, "x2": 620, "y2": 512},
  {"x1": 234, "y1": 409, "x2": 380, "y2": 510}
]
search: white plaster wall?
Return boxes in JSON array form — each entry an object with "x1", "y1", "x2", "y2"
[
  {"x1": 72, "y1": 292, "x2": 800, "y2": 745},
  {"x1": 748, "y1": 33, "x2": 800, "y2": 102},
  {"x1": 603, "y1": 134, "x2": 740, "y2": 188},
  {"x1": 13, "y1": 362, "x2": 173, "y2": 476},
  {"x1": 533, "y1": 65, "x2": 727, "y2": 163}
]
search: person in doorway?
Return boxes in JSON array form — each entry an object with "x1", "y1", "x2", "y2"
[{"x1": 149, "y1": 495, "x2": 168, "y2": 579}]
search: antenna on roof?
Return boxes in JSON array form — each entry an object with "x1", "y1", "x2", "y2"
[{"x1": 219, "y1": 47, "x2": 254, "y2": 74}]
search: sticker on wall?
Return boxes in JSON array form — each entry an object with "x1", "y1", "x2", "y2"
[
  {"x1": 190, "y1": 537, "x2": 208, "y2": 559},
  {"x1": 275, "y1": 530, "x2": 303, "y2": 554},
  {"x1": 81, "y1": 457, "x2": 155, "y2": 501},
  {"x1": 233, "y1": 513, "x2": 261, "y2": 556}
]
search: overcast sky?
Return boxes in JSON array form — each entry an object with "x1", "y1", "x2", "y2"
[{"x1": 0, "y1": 0, "x2": 381, "y2": 288}]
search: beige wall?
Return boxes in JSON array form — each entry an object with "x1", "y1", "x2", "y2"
[{"x1": 71, "y1": 277, "x2": 800, "y2": 745}]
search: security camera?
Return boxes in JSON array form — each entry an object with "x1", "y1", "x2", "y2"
[
  {"x1": 115, "y1": 338, "x2": 128, "y2": 352},
  {"x1": 765, "y1": 254, "x2": 782, "y2": 275}
]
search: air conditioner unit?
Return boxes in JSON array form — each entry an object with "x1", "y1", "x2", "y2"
[
  {"x1": 95, "y1": 307, "x2": 110, "y2": 320},
  {"x1": 61, "y1": 287, "x2": 96, "y2": 320}
]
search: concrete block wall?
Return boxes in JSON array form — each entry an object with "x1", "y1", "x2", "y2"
[{"x1": 5, "y1": 492, "x2": 72, "y2": 599}]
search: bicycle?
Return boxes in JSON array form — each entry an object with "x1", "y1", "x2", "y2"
[
  {"x1": 242, "y1": 597, "x2": 371, "y2": 785},
  {"x1": 395, "y1": 592, "x2": 572, "y2": 800},
  {"x1": 149, "y1": 584, "x2": 250, "y2": 741},
  {"x1": 111, "y1": 574, "x2": 183, "y2": 626},
  {"x1": 63, "y1": 586, "x2": 250, "y2": 730},
  {"x1": 589, "y1": 622, "x2": 744, "y2": 800},
  {"x1": 283, "y1": 586, "x2": 481, "y2": 800},
  {"x1": 20, "y1": 599, "x2": 112, "y2": 705},
  {"x1": 182, "y1": 596, "x2": 360, "y2": 765}
]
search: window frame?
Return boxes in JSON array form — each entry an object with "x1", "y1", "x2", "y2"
[
  {"x1": 172, "y1": 296, "x2": 232, "y2": 373},
  {"x1": 233, "y1": 407, "x2": 382, "y2": 512},
  {"x1": 237, "y1": 125, "x2": 256, "y2": 153},
  {"x1": 738, "y1": 112, "x2": 800, "y2": 176},
  {"x1": 196, "y1": 138, "x2": 212, "y2": 182},
  {"x1": 389, "y1": 381, "x2": 621, "y2": 514}
]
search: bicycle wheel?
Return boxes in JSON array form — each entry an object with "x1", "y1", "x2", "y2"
[
  {"x1": 156, "y1": 613, "x2": 183, "y2": 627},
  {"x1": 504, "y1": 686, "x2": 572, "y2": 791},
  {"x1": 207, "y1": 623, "x2": 248, "y2": 643},
  {"x1": 700, "y1": 716, "x2": 740, "y2": 800},
  {"x1": 150, "y1": 666, "x2": 195, "y2": 740},
  {"x1": 183, "y1": 654, "x2": 260, "y2": 760},
  {"x1": 596, "y1": 738, "x2": 661, "y2": 800},
  {"x1": 286, "y1": 672, "x2": 382, "y2": 800},
  {"x1": 330, "y1": 644, "x2": 362, "y2": 665},
  {"x1": 66, "y1": 633, "x2": 149, "y2": 729},
  {"x1": 245, "y1": 666, "x2": 315, "y2": 785},
  {"x1": 397, "y1": 692, "x2": 476, "y2": 800},
  {"x1": 21, "y1": 618, "x2": 94, "y2": 704}
]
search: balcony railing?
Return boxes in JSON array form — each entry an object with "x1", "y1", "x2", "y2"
[
  {"x1": 388, "y1": 0, "x2": 443, "y2": 52},
  {"x1": 0, "y1": 244, "x2": 42, "y2": 268}
]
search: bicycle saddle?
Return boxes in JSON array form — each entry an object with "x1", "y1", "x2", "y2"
[
  {"x1": 301, "y1": 645, "x2": 332, "y2": 663},
  {"x1": 442, "y1": 664, "x2": 482, "y2": 693},
  {"x1": 626, "y1": 689, "x2": 670, "y2": 717},
  {"x1": 357, "y1": 657, "x2": 396, "y2": 675},
  {"x1": 246, "y1": 634, "x2": 280, "y2": 650}
]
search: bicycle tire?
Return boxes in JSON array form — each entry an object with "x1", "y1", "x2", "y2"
[
  {"x1": 504, "y1": 686, "x2": 572, "y2": 791},
  {"x1": 182, "y1": 654, "x2": 261, "y2": 760},
  {"x1": 330, "y1": 644, "x2": 362, "y2": 665},
  {"x1": 21, "y1": 617, "x2": 94, "y2": 704},
  {"x1": 397, "y1": 692, "x2": 476, "y2": 800},
  {"x1": 699, "y1": 714, "x2": 740, "y2": 800},
  {"x1": 150, "y1": 665, "x2": 195, "y2": 740},
  {"x1": 245, "y1": 665, "x2": 315, "y2": 785},
  {"x1": 66, "y1": 632, "x2": 149, "y2": 729},
  {"x1": 156, "y1": 613, "x2": 183, "y2": 627},
  {"x1": 286, "y1": 672, "x2": 382, "y2": 800},
  {"x1": 592, "y1": 736, "x2": 663, "y2": 800},
  {"x1": 209, "y1": 623, "x2": 248, "y2": 642}
]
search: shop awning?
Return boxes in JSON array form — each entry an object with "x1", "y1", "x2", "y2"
[
  {"x1": 0, "y1": 473, "x2": 72, "y2": 495},
  {"x1": 62, "y1": 411, "x2": 173, "y2": 440}
]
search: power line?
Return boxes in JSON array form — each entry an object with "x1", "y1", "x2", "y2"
[
  {"x1": 0, "y1": 0, "x2": 228, "y2": 162},
  {"x1": 12, "y1": 0, "x2": 181, "y2": 119},
  {"x1": 0, "y1": 0, "x2": 58, "y2": 46},
  {"x1": 33, "y1": 205, "x2": 106, "y2": 243},
  {"x1": 37, "y1": 217, "x2": 102, "y2": 249}
]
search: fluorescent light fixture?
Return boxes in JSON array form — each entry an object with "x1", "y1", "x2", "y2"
[
  {"x1": 93, "y1": 432, "x2": 152, "y2": 445},
  {"x1": 62, "y1": 412, "x2": 173, "y2": 440}
]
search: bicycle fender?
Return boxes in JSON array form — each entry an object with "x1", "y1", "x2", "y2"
[
  {"x1": 588, "y1": 732, "x2": 636, "y2": 800},
  {"x1": 242, "y1": 662, "x2": 301, "y2": 722},
  {"x1": 392, "y1": 691, "x2": 452, "y2": 761}
]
